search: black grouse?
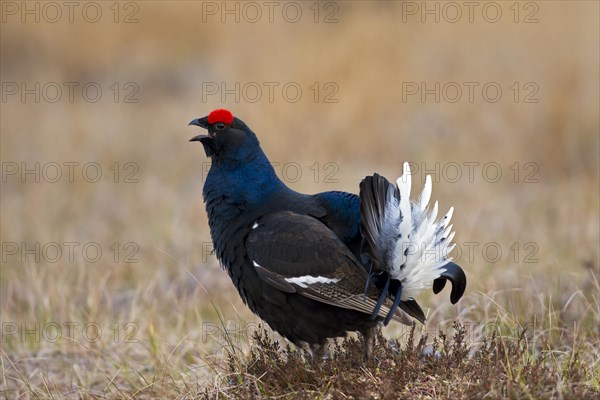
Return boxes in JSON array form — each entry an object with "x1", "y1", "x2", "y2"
[{"x1": 189, "y1": 109, "x2": 466, "y2": 358}]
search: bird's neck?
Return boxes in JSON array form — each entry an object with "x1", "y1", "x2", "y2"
[
  {"x1": 203, "y1": 147, "x2": 288, "y2": 213},
  {"x1": 202, "y1": 148, "x2": 290, "y2": 267}
]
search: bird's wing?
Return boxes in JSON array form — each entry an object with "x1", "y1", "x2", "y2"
[
  {"x1": 245, "y1": 211, "x2": 412, "y2": 324},
  {"x1": 313, "y1": 191, "x2": 361, "y2": 253}
]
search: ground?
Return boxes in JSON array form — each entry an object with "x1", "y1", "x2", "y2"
[{"x1": 1, "y1": 1, "x2": 599, "y2": 399}]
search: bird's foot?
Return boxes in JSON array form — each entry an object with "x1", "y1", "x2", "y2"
[
  {"x1": 361, "y1": 326, "x2": 376, "y2": 361},
  {"x1": 307, "y1": 342, "x2": 327, "y2": 366}
]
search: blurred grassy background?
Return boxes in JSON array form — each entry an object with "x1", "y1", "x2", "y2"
[{"x1": 1, "y1": 1, "x2": 598, "y2": 397}]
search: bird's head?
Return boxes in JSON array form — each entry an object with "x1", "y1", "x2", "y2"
[{"x1": 189, "y1": 109, "x2": 260, "y2": 161}]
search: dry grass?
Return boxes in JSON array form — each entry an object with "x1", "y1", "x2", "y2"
[
  {"x1": 199, "y1": 321, "x2": 599, "y2": 399},
  {"x1": 1, "y1": 1, "x2": 599, "y2": 398}
]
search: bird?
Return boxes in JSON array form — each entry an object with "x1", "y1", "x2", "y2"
[{"x1": 189, "y1": 108, "x2": 466, "y2": 359}]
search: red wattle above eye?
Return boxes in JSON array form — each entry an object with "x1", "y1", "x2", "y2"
[{"x1": 208, "y1": 109, "x2": 234, "y2": 125}]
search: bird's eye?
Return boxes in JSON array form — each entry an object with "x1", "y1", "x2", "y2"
[{"x1": 215, "y1": 122, "x2": 226, "y2": 130}]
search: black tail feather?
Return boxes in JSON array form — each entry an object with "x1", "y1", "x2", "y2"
[
  {"x1": 370, "y1": 274, "x2": 390, "y2": 320},
  {"x1": 433, "y1": 262, "x2": 467, "y2": 304},
  {"x1": 359, "y1": 174, "x2": 397, "y2": 270},
  {"x1": 384, "y1": 283, "x2": 403, "y2": 325},
  {"x1": 399, "y1": 299, "x2": 426, "y2": 324},
  {"x1": 363, "y1": 258, "x2": 374, "y2": 295}
]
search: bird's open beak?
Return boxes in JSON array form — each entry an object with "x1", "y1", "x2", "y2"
[
  {"x1": 189, "y1": 117, "x2": 211, "y2": 142},
  {"x1": 189, "y1": 116, "x2": 216, "y2": 157},
  {"x1": 189, "y1": 117, "x2": 208, "y2": 129}
]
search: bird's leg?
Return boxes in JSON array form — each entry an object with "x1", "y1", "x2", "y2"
[
  {"x1": 308, "y1": 342, "x2": 327, "y2": 364},
  {"x1": 361, "y1": 326, "x2": 376, "y2": 360}
]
